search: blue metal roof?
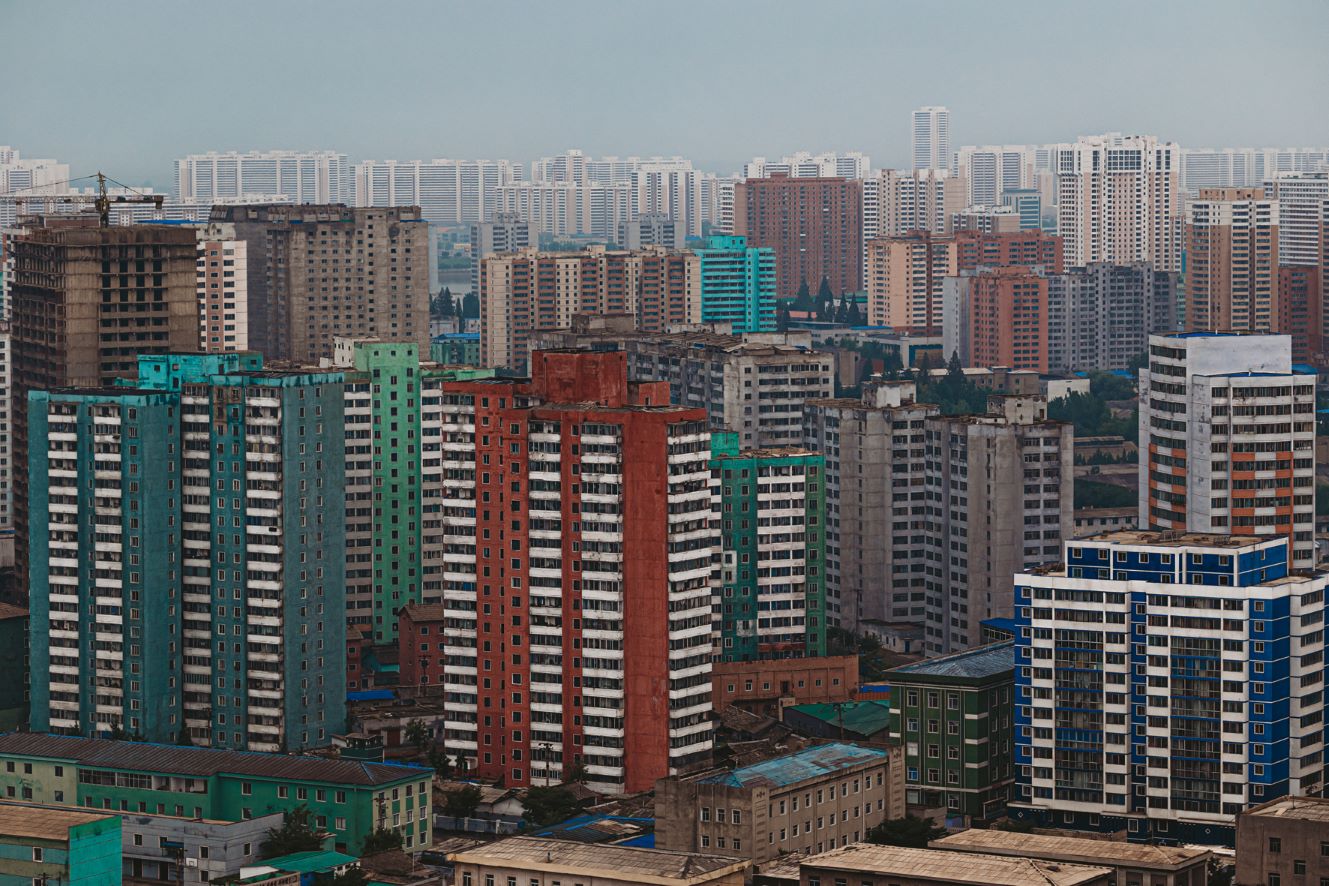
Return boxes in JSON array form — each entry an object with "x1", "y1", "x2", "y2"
[
  {"x1": 699, "y1": 742, "x2": 888, "y2": 789},
  {"x1": 346, "y1": 689, "x2": 395, "y2": 702}
]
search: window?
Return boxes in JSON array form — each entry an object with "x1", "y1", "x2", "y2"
[
  {"x1": 241, "y1": 782, "x2": 252, "y2": 796},
  {"x1": 1270, "y1": 837, "x2": 1282, "y2": 852},
  {"x1": 32, "y1": 848, "x2": 43, "y2": 862},
  {"x1": 1294, "y1": 861, "x2": 1306, "y2": 875}
]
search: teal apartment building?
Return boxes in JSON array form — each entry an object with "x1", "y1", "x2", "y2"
[
  {"x1": 0, "y1": 733, "x2": 432, "y2": 855},
  {"x1": 710, "y1": 433, "x2": 827, "y2": 661},
  {"x1": 28, "y1": 352, "x2": 346, "y2": 752},
  {"x1": 0, "y1": 801, "x2": 120, "y2": 886},
  {"x1": 697, "y1": 235, "x2": 776, "y2": 333},
  {"x1": 334, "y1": 338, "x2": 494, "y2": 644}
]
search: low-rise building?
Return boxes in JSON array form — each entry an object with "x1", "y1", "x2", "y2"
[
  {"x1": 783, "y1": 702, "x2": 893, "y2": 744},
  {"x1": 0, "y1": 733, "x2": 432, "y2": 855},
  {"x1": 710, "y1": 656, "x2": 857, "y2": 716},
  {"x1": 655, "y1": 742, "x2": 905, "y2": 863},
  {"x1": 1235, "y1": 796, "x2": 1329, "y2": 886},
  {"x1": 121, "y1": 812, "x2": 283, "y2": 886},
  {"x1": 932, "y1": 829, "x2": 1211, "y2": 886},
  {"x1": 798, "y1": 844, "x2": 1113, "y2": 886},
  {"x1": 882, "y1": 642, "x2": 1015, "y2": 823},
  {"x1": 0, "y1": 802, "x2": 121, "y2": 886},
  {"x1": 447, "y1": 836, "x2": 750, "y2": 886}
]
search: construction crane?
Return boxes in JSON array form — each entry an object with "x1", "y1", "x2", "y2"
[{"x1": 12, "y1": 171, "x2": 164, "y2": 226}]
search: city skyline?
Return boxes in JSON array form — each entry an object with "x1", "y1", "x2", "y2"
[{"x1": 3, "y1": 0, "x2": 1327, "y2": 189}]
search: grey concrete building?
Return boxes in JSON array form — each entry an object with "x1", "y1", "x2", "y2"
[
  {"x1": 619, "y1": 213, "x2": 683, "y2": 250},
  {"x1": 1046, "y1": 263, "x2": 1180, "y2": 373},
  {"x1": 655, "y1": 743, "x2": 905, "y2": 864},
  {"x1": 121, "y1": 811, "x2": 282, "y2": 885},
  {"x1": 798, "y1": 844, "x2": 1112, "y2": 886},
  {"x1": 804, "y1": 381, "x2": 938, "y2": 630},
  {"x1": 212, "y1": 204, "x2": 429, "y2": 364},
  {"x1": 1235, "y1": 796, "x2": 1329, "y2": 886},
  {"x1": 469, "y1": 211, "x2": 535, "y2": 294},
  {"x1": 923, "y1": 396, "x2": 1073, "y2": 654},
  {"x1": 932, "y1": 830, "x2": 1211, "y2": 886}
]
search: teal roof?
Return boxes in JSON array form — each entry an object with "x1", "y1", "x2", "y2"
[
  {"x1": 700, "y1": 742, "x2": 888, "y2": 788},
  {"x1": 785, "y1": 701, "x2": 892, "y2": 736},
  {"x1": 887, "y1": 640, "x2": 1015, "y2": 680},
  {"x1": 256, "y1": 851, "x2": 357, "y2": 873}
]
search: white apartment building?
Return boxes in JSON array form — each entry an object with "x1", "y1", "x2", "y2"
[
  {"x1": 953, "y1": 145, "x2": 1037, "y2": 207},
  {"x1": 912, "y1": 106, "x2": 951, "y2": 171},
  {"x1": 494, "y1": 179, "x2": 632, "y2": 239},
  {"x1": 194, "y1": 222, "x2": 248, "y2": 352},
  {"x1": 1264, "y1": 170, "x2": 1328, "y2": 267},
  {"x1": 1139, "y1": 333, "x2": 1316, "y2": 571},
  {"x1": 741, "y1": 151, "x2": 872, "y2": 180},
  {"x1": 0, "y1": 147, "x2": 70, "y2": 195},
  {"x1": 1052, "y1": 134, "x2": 1183, "y2": 271},
  {"x1": 1180, "y1": 147, "x2": 1329, "y2": 195},
  {"x1": 351, "y1": 158, "x2": 518, "y2": 225},
  {"x1": 1012, "y1": 532, "x2": 1327, "y2": 843},
  {"x1": 174, "y1": 150, "x2": 350, "y2": 204},
  {"x1": 862, "y1": 169, "x2": 966, "y2": 243}
]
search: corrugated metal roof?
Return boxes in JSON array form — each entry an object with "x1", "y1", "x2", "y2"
[
  {"x1": 0, "y1": 801, "x2": 117, "y2": 840},
  {"x1": 0, "y1": 733, "x2": 427, "y2": 786},
  {"x1": 699, "y1": 742, "x2": 888, "y2": 789},
  {"x1": 886, "y1": 640, "x2": 1015, "y2": 679},
  {"x1": 784, "y1": 701, "x2": 892, "y2": 737},
  {"x1": 806, "y1": 844, "x2": 1111, "y2": 885}
]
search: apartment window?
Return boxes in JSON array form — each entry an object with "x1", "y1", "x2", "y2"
[
  {"x1": 32, "y1": 848, "x2": 43, "y2": 862},
  {"x1": 1270, "y1": 837, "x2": 1282, "y2": 852}
]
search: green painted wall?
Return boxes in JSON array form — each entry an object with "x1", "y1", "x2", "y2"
[{"x1": 0, "y1": 814, "x2": 121, "y2": 886}]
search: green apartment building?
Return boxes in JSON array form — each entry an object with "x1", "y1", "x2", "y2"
[
  {"x1": 0, "y1": 801, "x2": 120, "y2": 886},
  {"x1": 710, "y1": 433, "x2": 827, "y2": 661},
  {"x1": 883, "y1": 640, "x2": 1015, "y2": 823},
  {"x1": 0, "y1": 734, "x2": 432, "y2": 855},
  {"x1": 27, "y1": 352, "x2": 346, "y2": 752},
  {"x1": 335, "y1": 338, "x2": 494, "y2": 644}
]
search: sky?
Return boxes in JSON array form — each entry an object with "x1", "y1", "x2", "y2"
[{"x1": 3, "y1": 0, "x2": 1327, "y2": 190}]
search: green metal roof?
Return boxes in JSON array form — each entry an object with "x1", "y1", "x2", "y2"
[
  {"x1": 263, "y1": 850, "x2": 358, "y2": 873},
  {"x1": 700, "y1": 742, "x2": 888, "y2": 788},
  {"x1": 785, "y1": 700, "x2": 892, "y2": 736}
]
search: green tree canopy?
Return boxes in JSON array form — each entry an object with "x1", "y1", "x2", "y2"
[
  {"x1": 865, "y1": 815, "x2": 948, "y2": 848},
  {"x1": 462, "y1": 291, "x2": 480, "y2": 319},
  {"x1": 522, "y1": 785, "x2": 583, "y2": 827},
  {"x1": 405, "y1": 719, "x2": 429, "y2": 752},
  {"x1": 442, "y1": 785, "x2": 483, "y2": 819},
  {"x1": 360, "y1": 828, "x2": 403, "y2": 855},
  {"x1": 262, "y1": 806, "x2": 323, "y2": 858}
]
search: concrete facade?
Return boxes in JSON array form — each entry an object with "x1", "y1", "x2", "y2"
[
  {"x1": 734, "y1": 175, "x2": 863, "y2": 300},
  {"x1": 1235, "y1": 796, "x2": 1329, "y2": 886},
  {"x1": 1185, "y1": 188, "x2": 1280, "y2": 334},
  {"x1": 0, "y1": 802, "x2": 120, "y2": 886},
  {"x1": 120, "y1": 811, "x2": 280, "y2": 886},
  {"x1": 1046, "y1": 263, "x2": 1180, "y2": 373},
  {"x1": 193, "y1": 222, "x2": 249, "y2": 353},
  {"x1": 448, "y1": 836, "x2": 749, "y2": 886}
]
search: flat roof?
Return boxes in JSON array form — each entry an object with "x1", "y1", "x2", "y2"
[
  {"x1": 1244, "y1": 795, "x2": 1329, "y2": 823},
  {"x1": 263, "y1": 850, "x2": 358, "y2": 873},
  {"x1": 699, "y1": 742, "x2": 888, "y2": 789},
  {"x1": 0, "y1": 802, "x2": 117, "y2": 841},
  {"x1": 0, "y1": 733, "x2": 427, "y2": 787},
  {"x1": 1077, "y1": 530, "x2": 1276, "y2": 549},
  {"x1": 932, "y1": 830, "x2": 1210, "y2": 868},
  {"x1": 0, "y1": 603, "x2": 27, "y2": 620},
  {"x1": 804, "y1": 844, "x2": 1111, "y2": 886},
  {"x1": 448, "y1": 836, "x2": 748, "y2": 885},
  {"x1": 887, "y1": 640, "x2": 1014, "y2": 680}
]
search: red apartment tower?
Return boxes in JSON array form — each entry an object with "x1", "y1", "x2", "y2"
[
  {"x1": 734, "y1": 174, "x2": 863, "y2": 299},
  {"x1": 434, "y1": 350, "x2": 714, "y2": 794},
  {"x1": 968, "y1": 266, "x2": 1050, "y2": 372},
  {"x1": 954, "y1": 229, "x2": 1063, "y2": 273}
]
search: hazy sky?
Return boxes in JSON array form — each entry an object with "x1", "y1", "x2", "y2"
[{"x1": 4, "y1": 0, "x2": 1327, "y2": 189}]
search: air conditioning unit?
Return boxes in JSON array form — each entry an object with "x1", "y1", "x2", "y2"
[{"x1": 185, "y1": 859, "x2": 198, "y2": 868}]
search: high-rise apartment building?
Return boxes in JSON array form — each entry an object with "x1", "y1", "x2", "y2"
[
  {"x1": 174, "y1": 151, "x2": 351, "y2": 205},
  {"x1": 352, "y1": 158, "x2": 518, "y2": 226},
  {"x1": 1278, "y1": 266, "x2": 1323, "y2": 363},
  {"x1": 965, "y1": 266, "x2": 1050, "y2": 372},
  {"x1": 212, "y1": 204, "x2": 430, "y2": 364},
  {"x1": 478, "y1": 246, "x2": 700, "y2": 370},
  {"x1": 618, "y1": 213, "x2": 682, "y2": 251},
  {"x1": 334, "y1": 339, "x2": 494, "y2": 644},
  {"x1": 1180, "y1": 146, "x2": 1329, "y2": 195},
  {"x1": 494, "y1": 179, "x2": 632, "y2": 240},
  {"x1": 952, "y1": 145, "x2": 1035, "y2": 206},
  {"x1": 696, "y1": 235, "x2": 776, "y2": 334},
  {"x1": 803, "y1": 382, "x2": 938, "y2": 629},
  {"x1": 1265, "y1": 170, "x2": 1328, "y2": 267},
  {"x1": 28, "y1": 352, "x2": 345, "y2": 751},
  {"x1": 1138, "y1": 333, "x2": 1316, "y2": 571},
  {"x1": 1052, "y1": 134, "x2": 1183, "y2": 271},
  {"x1": 912, "y1": 106, "x2": 951, "y2": 171},
  {"x1": 193, "y1": 221, "x2": 249, "y2": 352},
  {"x1": 435, "y1": 349, "x2": 715, "y2": 793},
  {"x1": 734, "y1": 175, "x2": 863, "y2": 299},
  {"x1": 7, "y1": 220, "x2": 200, "y2": 593},
  {"x1": 924, "y1": 396, "x2": 1072, "y2": 654},
  {"x1": 950, "y1": 206, "x2": 1020, "y2": 234},
  {"x1": 742, "y1": 152, "x2": 872, "y2": 180},
  {"x1": 471, "y1": 212, "x2": 537, "y2": 294},
  {"x1": 709, "y1": 433, "x2": 826, "y2": 661},
  {"x1": 0, "y1": 147, "x2": 70, "y2": 196},
  {"x1": 1184, "y1": 188, "x2": 1279, "y2": 334},
  {"x1": 1012, "y1": 532, "x2": 1327, "y2": 844},
  {"x1": 1045, "y1": 263, "x2": 1179, "y2": 373},
  {"x1": 862, "y1": 168, "x2": 966, "y2": 241},
  {"x1": 1000, "y1": 189, "x2": 1043, "y2": 231}
]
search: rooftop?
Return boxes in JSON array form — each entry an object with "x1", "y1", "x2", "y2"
[
  {"x1": 1243, "y1": 795, "x2": 1329, "y2": 823},
  {"x1": 784, "y1": 701, "x2": 892, "y2": 737},
  {"x1": 932, "y1": 830, "x2": 1211, "y2": 868},
  {"x1": 448, "y1": 836, "x2": 748, "y2": 885},
  {"x1": 0, "y1": 604, "x2": 27, "y2": 620},
  {"x1": 804, "y1": 844, "x2": 1111, "y2": 886},
  {"x1": 528, "y1": 814, "x2": 654, "y2": 847},
  {"x1": 887, "y1": 640, "x2": 1014, "y2": 680},
  {"x1": 263, "y1": 850, "x2": 359, "y2": 873},
  {"x1": 0, "y1": 733, "x2": 428, "y2": 787},
  {"x1": 699, "y1": 742, "x2": 888, "y2": 789},
  {"x1": 1078, "y1": 530, "x2": 1276, "y2": 549},
  {"x1": 0, "y1": 802, "x2": 117, "y2": 841}
]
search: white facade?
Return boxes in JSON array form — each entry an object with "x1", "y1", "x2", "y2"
[
  {"x1": 862, "y1": 168, "x2": 966, "y2": 245},
  {"x1": 351, "y1": 158, "x2": 518, "y2": 225},
  {"x1": 1180, "y1": 147, "x2": 1329, "y2": 195},
  {"x1": 194, "y1": 223, "x2": 248, "y2": 352},
  {"x1": 1265, "y1": 170, "x2": 1328, "y2": 267},
  {"x1": 912, "y1": 107, "x2": 950, "y2": 171},
  {"x1": 174, "y1": 150, "x2": 350, "y2": 204},
  {"x1": 0, "y1": 147, "x2": 70, "y2": 196},
  {"x1": 1138, "y1": 333, "x2": 1316, "y2": 571},
  {"x1": 953, "y1": 145, "x2": 1036, "y2": 206},
  {"x1": 494, "y1": 180, "x2": 632, "y2": 239},
  {"x1": 742, "y1": 151, "x2": 872, "y2": 180},
  {"x1": 1052, "y1": 134, "x2": 1183, "y2": 272}
]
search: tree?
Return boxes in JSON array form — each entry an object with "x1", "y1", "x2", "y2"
[
  {"x1": 562, "y1": 757, "x2": 589, "y2": 785},
  {"x1": 462, "y1": 291, "x2": 480, "y2": 319},
  {"x1": 793, "y1": 279, "x2": 813, "y2": 312},
  {"x1": 454, "y1": 753, "x2": 468, "y2": 774},
  {"x1": 776, "y1": 300, "x2": 791, "y2": 332},
  {"x1": 522, "y1": 785, "x2": 582, "y2": 827},
  {"x1": 360, "y1": 828, "x2": 403, "y2": 855},
  {"x1": 314, "y1": 869, "x2": 369, "y2": 886},
  {"x1": 404, "y1": 718, "x2": 429, "y2": 753},
  {"x1": 865, "y1": 815, "x2": 948, "y2": 848},
  {"x1": 262, "y1": 806, "x2": 323, "y2": 858},
  {"x1": 1075, "y1": 479, "x2": 1136, "y2": 509},
  {"x1": 442, "y1": 785, "x2": 483, "y2": 819},
  {"x1": 816, "y1": 277, "x2": 834, "y2": 302},
  {"x1": 427, "y1": 746, "x2": 452, "y2": 779}
]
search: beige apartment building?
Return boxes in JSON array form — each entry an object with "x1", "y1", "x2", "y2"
[
  {"x1": 933, "y1": 829, "x2": 1211, "y2": 886},
  {"x1": 655, "y1": 743, "x2": 905, "y2": 864},
  {"x1": 797, "y1": 844, "x2": 1112, "y2": 886},
  {"x1": 447, "y1": 837, "x2": 749, "y2": 886},
  {"x1": 1184, "y1": 187, "x2": 1279, "y2": 333}
]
